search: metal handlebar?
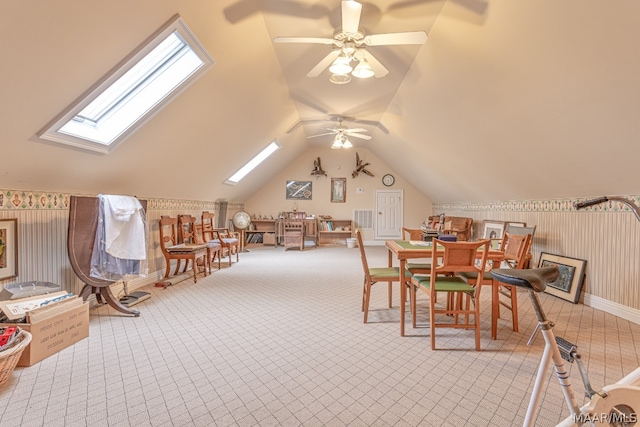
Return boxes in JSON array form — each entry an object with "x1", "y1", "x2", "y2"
[{"x1": 574, "y1": 195, "x2": 640, "y2": 223}]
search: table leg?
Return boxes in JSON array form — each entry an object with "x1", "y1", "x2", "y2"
[{"x1": 400, "y1": 259, "x2": 406, "y2": 336}]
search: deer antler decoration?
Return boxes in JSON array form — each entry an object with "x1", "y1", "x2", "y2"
[
  {"x1": 311, "y1": 157, "x2": 327, "y2": 178},
  {"x1": 352, "y1": 152, "x2": 373, "y2": 178}
]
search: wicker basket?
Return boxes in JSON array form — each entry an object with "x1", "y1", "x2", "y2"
[{"x1": 0, "y1": 329, "x2": 32, "y2": 385}]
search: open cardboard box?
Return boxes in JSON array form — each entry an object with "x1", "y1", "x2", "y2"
[{"x1": 0, "y1": 292, "x2": 89, "y2": 367}]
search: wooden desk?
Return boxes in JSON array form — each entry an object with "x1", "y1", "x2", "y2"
[{"x1": 385, "y1": 240, "x2": 504, "y2": 337}]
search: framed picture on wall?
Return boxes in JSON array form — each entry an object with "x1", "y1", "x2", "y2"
[
  {"x1": 538, "y1": 252, "x2": 587, "y2": 304},
  {"x1": 0, "y1": 218, "x2": 18, "y2": 280},
  {"x1": 286, "y1": 181, "x2": 312, "y2": 200},
  {"x1": 331, "y1": 178, "x2": 346, "y2": 203}
]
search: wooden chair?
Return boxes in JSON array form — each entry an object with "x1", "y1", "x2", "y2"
[
  {"x1": 402, "y1": 227, "x2": 424, "y2": 240},
  {"x1": 179, "y1": 214, "x2": 220, "y2": 273},
  {"x1": 158, "y1": 216, "x2": 208, "y2": 283},
  {"x1": 357, "y1": 229, "x2": 413, "y2": 323},
  {"x1": 456, "y1": 231, "x2": 532, "y2": 339},
  {"x1": 505, "y1": 224, "x2": 537, "y2": 268},
  {"x1": 201, "y1": 211, "x2": 239, "y2": 266},
  {"x1": 493, "y1": 231, "x2": 532, "y2": 336},
  {"x1": 283, "y1": 211, "x2": 306, "y2": 250},
  {"x1": 401, "y1": 227, "x2": 432, "y2": 275},
  {"x1": 283, "y1": 220, "x2": 305, "y2": 250},
  {"x1": 410, "y1": 239, "x2": 490, "y2": 351},
  {"x1": 441, "y1": 217, "x2": 473, "y2": 241}
]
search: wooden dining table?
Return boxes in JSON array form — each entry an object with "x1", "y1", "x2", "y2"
[{"x1": 385, "y1": 239, "x2": 505, "y2": 337}]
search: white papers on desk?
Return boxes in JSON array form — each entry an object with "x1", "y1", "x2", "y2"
[{"x1": 410, "y1": 240, "x2": 431, "y2": 246}]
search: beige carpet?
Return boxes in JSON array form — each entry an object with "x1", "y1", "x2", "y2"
[{"x1": 1, "y1": 244, "x2": 639, "y2": 426}]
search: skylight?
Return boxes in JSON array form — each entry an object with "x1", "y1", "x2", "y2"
[
  {"x1": 225, "y1": 140, "x2": 281, "y2": 185},
  {"x1": 38, "y1": 15, "x2": 214, "y2": 153}
]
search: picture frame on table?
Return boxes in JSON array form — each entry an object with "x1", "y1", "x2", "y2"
[
  {"x1": 538, "y1": 252, "x2": 587, "y2": 304},
  {"x1": 286, "y1": 180, "x2": 312, "y2": 200},
  {"x1": 331, "y1": 178, "x2": 346, "y2": 203},
  {"x1": 506, "y1": 221, "x2": 527, "y2": 228},
  {"x1": 0, "y1": 218, "x2": 18, "y2": 280},
  {"x1": 482, "y1": 220, "x2": 505, "y2": 249}
]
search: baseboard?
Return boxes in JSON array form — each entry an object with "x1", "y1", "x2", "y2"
[{"x1": 584, "y1": 293, "x2": 640, "y2": 325}]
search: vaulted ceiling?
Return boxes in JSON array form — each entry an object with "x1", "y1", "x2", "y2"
[{"x1": 2, "y1": 0, "x2": 639, "y2": 203}]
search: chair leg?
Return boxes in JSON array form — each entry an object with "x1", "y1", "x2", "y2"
[
  {"x1": 411, "y1": 282, "x2": 417, "y2": 328},
  {"x1": 363, "y1": 282, "x2": 372, "y2": 323},
  {"x1": 388, "y1": 282, "x2": 393, "y2": 308},
  {"x1": 429, "y1": 290, "x2": 437, "y2": 350},
  {"x1": 510, "y1": 285, "x2": 519, "y2": 332},
  {"x1": 474, "y1": 295, "x2": 481, "y2": 351},
  {"x1": 163, "y1": 257, "x2": 171, "y2": 278}
]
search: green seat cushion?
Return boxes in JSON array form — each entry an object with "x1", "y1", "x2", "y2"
[
  {"x1": 457, "y1": 271, "x2": 493, "y2": 281},
  {"x1": 413, "y1": 275, "x2": 475, "y2": 292},
  {"x1": 369, "y1": 267, "x2": 412, "y2": 280},
  {"x1": 406, "y1": 262, "x2": 431, "y2": 271}
]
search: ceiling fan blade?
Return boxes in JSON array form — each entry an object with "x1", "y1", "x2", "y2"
[
  {"x1": 348, "y1": 133, "x2": 372, "y2": 140},
  {"x1": 274, "y1": 37, "x2": 336, "y2": 45},
  {"x1": 307, "y1": 50, "x2": 340, "y2": 77},
  {"x1": 307, "y1": 132, "x2": 336, "y2": 139},
  {"x1": 364, "y1": 31, "x2": 428, "y2": 46},
  {"x1": 360, "y1": 50, "x2": 388, "y2": 78},
  {"x1": 344, "y1": 128, "x2": 368, "y2": 133},
  {"x1": 342, "y1": 1, "x2": 362, "y2": 34}
]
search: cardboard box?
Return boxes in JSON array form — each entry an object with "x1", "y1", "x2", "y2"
[{"x1": 1, "y1": 297, "x2": 89, "y2": 367}]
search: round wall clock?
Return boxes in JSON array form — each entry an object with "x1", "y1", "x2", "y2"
[{"x1": 382, "y1": 174, "x2": 395, "y2": 187}]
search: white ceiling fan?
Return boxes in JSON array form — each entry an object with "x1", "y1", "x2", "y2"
[
  {"x1": 274, "y1": 0, "x2": 427, "y2": 84},
  {"x1": 307, "y1": 117, "x2": 371, "y2": 149}
]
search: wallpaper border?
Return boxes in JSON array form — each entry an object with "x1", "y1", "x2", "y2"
[
  {"x1": 434, "y1": 195, "x2": 640, "y2": 213},
  {"x1": 0, "y1": 189, "x2": 243, "y2": 212}
]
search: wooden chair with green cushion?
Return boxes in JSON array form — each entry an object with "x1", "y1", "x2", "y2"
[
  {"x1": 402, "y1": 227, "x2": 431, "y2": 274},
  {"x1": 410, "y1": 238, "x2": 490, "y2": 351},
  {"x1": 457, "y1": 231, "x2": 532, "y2": 339},
  {"x1": 356, "y1": 229, "x2": 413, "y2": 323}
]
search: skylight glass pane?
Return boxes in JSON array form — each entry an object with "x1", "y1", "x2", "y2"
[
  {"x1": 59, "y1": 32, "x2": 203, "y2": 145},
  {"x1": 38, "y1": 15, "x2": 214, "y2": 153},
  {"x1": 226, "y1": 140, "x2": 281, "y2": 184},
  {"x1": 77, "y1": 33, "x2": 187, "y2": 123}
]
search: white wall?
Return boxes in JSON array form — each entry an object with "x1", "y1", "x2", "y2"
[{"x1": 244, "y1": 146, "x2": 432, "y2": 241}]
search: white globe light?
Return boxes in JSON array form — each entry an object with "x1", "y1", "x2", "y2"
[
  {"x1": 329, "y1": 55, "x2": 353, "y2": 75},
  {"x1": 352, "y1": 60, "x2": 374, "y2": 78},
  {"x1": 329, "y1": 73, "x2": 351, "y2": 84}
]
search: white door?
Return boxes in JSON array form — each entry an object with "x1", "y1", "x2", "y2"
[{"x1": 375, "y1": 190, "x2": 403, "y2": 240}]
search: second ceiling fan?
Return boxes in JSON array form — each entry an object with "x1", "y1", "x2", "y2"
[
  {"x1": 274, "y1": 0, "x2": 427, "y2": 84},
  {"x1": 307, "y1": 117, "x2": 371, "y2": 149}
]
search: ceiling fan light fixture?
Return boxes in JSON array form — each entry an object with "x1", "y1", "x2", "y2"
[
  {"x1": 342, "y1": 137, "x2": 353, "y2": 149},
  {"x1": 329, "y1": 73, "x2": 351, "y2": 84},
  {"x1": 331, "y1": 136, "x2": 343, "y2": 149},
  {"x1": 329, "y1": 55, "x2": 352, "y2": 75},
  {"x1": 352, "y1": 60, "x2": 374, "y2": 78}
]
